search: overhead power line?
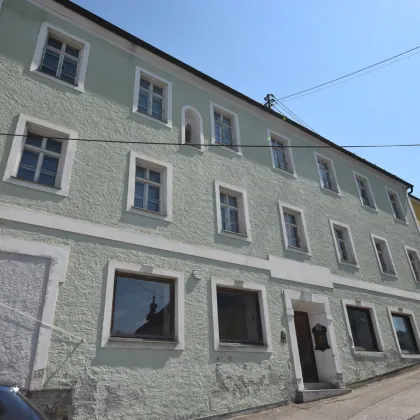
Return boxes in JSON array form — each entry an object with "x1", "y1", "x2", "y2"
[
  {"x1": 2, "y1": 132, "x2": 420, "y2": 148},
  {"x1": 278, "y1": 44, "x2": 420, "y2": 101}
]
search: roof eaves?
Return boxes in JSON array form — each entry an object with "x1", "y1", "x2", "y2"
[{"x1": 51, "y1": 0, "x2": 413, "y2": 189}]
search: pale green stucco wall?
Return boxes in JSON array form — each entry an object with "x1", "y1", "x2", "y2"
[{"x1": 1, "y1": 0, "x2": 420, "y2": 418}]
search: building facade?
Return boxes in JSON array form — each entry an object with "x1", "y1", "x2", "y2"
[
  {"x1": 1, "y1": 0, "x2": 420, "y2": 418},
  {"x1": 410, "y1": 194, "x2": 420, "y2": 227}
]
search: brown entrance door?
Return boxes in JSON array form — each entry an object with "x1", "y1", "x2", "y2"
[{"x1": 294, "y1": 311, "x2": 319, "y2": 383}]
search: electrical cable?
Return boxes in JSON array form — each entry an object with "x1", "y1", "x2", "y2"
[
  {"x1": 274, "y1": 103, "x2": 316, "y2": 133},
  {"x1": 277, "y1": 45, "x2": 420, "y2": 101}
]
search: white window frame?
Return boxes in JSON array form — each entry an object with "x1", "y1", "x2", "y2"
[
  {"x1": 101, "y1": 260, "x2": 184, "y2": 350},
  {"x1": 214, "y1": 181, "x2": 251, "y2": 241},
  {"x1": 329, "y1": 220, "x2": 359, "y2": 267},
  {"x1": 210, "y1": 102, "x2": 242, "y2": 156},
  {"x1": 30, "y1": 22, "x2": 90, "y2": 92},
  {"x1": 404, "y1": 245, "x2": 420, "y2": 283},
  {"x1": 267, "y1": 129, "x2": 296, "y2": 177},
  {"x1": 126, "y1": 151, "x2": 173, "y2": 222},
  {"x1": 211, "y1": 277, "x2": 272, "y2": 353},
  {"x1": 353, "y1": 171, "x2": 377, "y2": 211},
  {"x1": 385, "y1": 186, "x2": 407, "y2": 224},
  {"x1": 181, "y1": 105, "x2": 204, "y2": 151},
  {"x1": 371, "y1": 234, "x2": 397, "y2": 277},
  {"x1": 387, "y1": 307, "x2": 420, "y2": 359},
  {"x1": 342, "y1": 299, "x2": 385, "y2": 357},
  {"x1": 278, "y1": 202, "x2": 311, "y2": 256},
  {"x1": 133, "y1": 67, "x2": 173, "y2": 128},
  {"x1": 2, "y1": 114, "x2": 76, "y2": 196},
  {"x1": 314, "y1": 152, "x2": 341, "y2": 195}
]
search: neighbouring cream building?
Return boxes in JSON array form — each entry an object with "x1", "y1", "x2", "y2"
[{"x1": 1, "y1": 0, "x2": 420, "y2": 418}]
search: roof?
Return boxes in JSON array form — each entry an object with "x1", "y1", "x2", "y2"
[{"x1": 52, "y1": 0, "x2": 413, "y2": 190}]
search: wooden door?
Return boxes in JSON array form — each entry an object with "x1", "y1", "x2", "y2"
[{"x1": 294, "y1": 311, "x2": 319, "y2": 383}]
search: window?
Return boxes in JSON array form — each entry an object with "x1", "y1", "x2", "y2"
[
  {"x1": 371, "y1": 235, "x2": 396, "y2": 276},
  {"x1": 346, "y1": 306, "x2": 379, "y2": 352},
  {"x1": 126, "y1": 151, "x2": 173, "y2": 221},
  {"x1": 217, "y1": 287, "x2": 263, "y2": 345},
  {"x1": 210, "y1": 102, "x2": 241, "y2": 155},
  {"x1": 391, "y1": 314, "x2": 419, "y2": 355},
  {"x1": 353, "y1": 172, "x2": 377, "y2": 210},
  {"x1": 314, "y1": 152, "x2": 340, "y2": 194},
  {"x1": 31, "y1": 22, "x2": 90, "y2": 92},
  {"x1": 268, "y1": 130, "x2": 296, "y2": 176},
  {"x1": 211, "y1": 277, "x2": 272, "y2": 352},
  {"x1": 3, "y1": 114, "x2": 76, "y2": 196},
  {"x1": 404, "y1": 246, "x2": 420, "y2": 282},
  {"x1": 111, "y1": 273, "x2": 175, "y2": 341},
  {"x1": 214, "y1": 181, "x2": 251, "y2": 241},
  {"x1": 330, "y1": 221, "x2": 358, "y2": 266},
  {"x1": 279, "y1": 202, "x2": 311, "y2": 255},
  {"x1": 181, "y1": 106, "x2": 204, "y2": 149},
  {"x1": 386, "y1": 187, "x2": 407, "y2": 222},
  {"x1": 133, "y1": 67, "x2": 172, "y2": 128},
  {"x1": 102, "y1": 261, "x2": 184, "y2": 350}
]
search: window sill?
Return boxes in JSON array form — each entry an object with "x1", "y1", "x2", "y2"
[
  {"x1": 381, "y1": 271, "x2": 398, "y2": 279},
  {"x1": 103, "y1": 336, "x2": 183, "y2": 350},
  {"x1": 218, "y1": 229, "x2": 251, "y2": 242},
  {"x1": 215, "y1": 342, "x2": 271, "y2": 353},
  {"x1": 285, "y1": 245, "x2": 311, "y2": 256},
  {"x1": 127, "y1": 206, "x2": 172, "y2": 222},
  {"x1": 133, "y1": 110, "x2": 172, "y2": 128},
  {"x1": 3, "y1": 176, "x2": 67, "y2": 196},
  {"x1": 393, "y1": 217, "x2": 409, "y2": 226},
  {"x1": 212, "y1": 142, "x2": 242, "y2": 157},
  {"x1": 400, "y1": 353, "x2": 420, "y2": 359},
  {"x1": 361, "y1": 204, "x2": 378, "y2": 213},
  {"x1": 32, "y1": 69, "x2": 84, "y2": 92},
  {"x1": 339, "y1": 260, "x2": 360, "y2": 268},
  {"x1": 320, "y1": 186, "x2": 341, "y2": 197},
  {"x1": 353, "y1": 350, "x2": 385, "y2": 358},
  {"x1": 271, "y1": 166, "x2": 297, "y2": 178}
]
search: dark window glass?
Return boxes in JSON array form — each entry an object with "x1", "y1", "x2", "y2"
[
  {"x1": 217, "y1": 287, "x2": 263, "y2": 345},
  {"x1": 392, "y1": 314, "x2": 420, "y2": 354},
  {"x1": 347, "y1": 306, "x2": 379, "y2": 352},
  {"x1": 111, "y1": 273, "x2": 175, "y2": 341}
]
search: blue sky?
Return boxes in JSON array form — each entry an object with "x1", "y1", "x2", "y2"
[{"x1": 74, "y1": 0, "x2": 420, "y2": 190}]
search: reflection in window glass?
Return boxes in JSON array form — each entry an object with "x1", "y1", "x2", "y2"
[
  {"x1": 111, "y1": 274, "x2": 175, "y2": 341},
  {"x1": 217, "y1": 287, "x2": 263, "y2": 345},
  {"x1": 392, "y1": 314, "x2": 419, "y2": 354},
  {"x1": 347, "y1": 306, "x2": 379, "y2": 352}
]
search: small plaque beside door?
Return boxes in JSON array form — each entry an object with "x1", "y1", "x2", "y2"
[{"x1": 312, "y1": 323, "x2": 330, "y2": 352}]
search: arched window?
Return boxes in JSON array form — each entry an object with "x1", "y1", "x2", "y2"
[{"x1": 181, "y1": 106, "x2": 204, "y2": 149}]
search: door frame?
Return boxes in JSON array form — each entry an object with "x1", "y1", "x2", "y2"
[{"x1": 283, "y1": 289, "x2": 343, "y2": 391}]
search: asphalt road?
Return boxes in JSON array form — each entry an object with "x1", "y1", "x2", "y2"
[{"x1": 239, "y1": 366, "x2": 420, "y2": 420}]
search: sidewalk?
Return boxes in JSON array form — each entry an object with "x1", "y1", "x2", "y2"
[{"x1": 239, "y1": 366, "x2": 420, "y2": 420}]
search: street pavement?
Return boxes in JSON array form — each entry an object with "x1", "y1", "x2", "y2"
[{"x1": 239, "y1": 366, "x2": 420, "y2": 420}]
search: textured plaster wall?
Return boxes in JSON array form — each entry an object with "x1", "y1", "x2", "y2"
[
  {"x1": 1, "y1": 225, "x2": 420, "y2": 419},
  {"x1": 1, "y1": 1, "x2": 420, "y2": 418},
  {"x1": 0, "y1": 251, "x2": 49, "y2": 388},
  {"x1": 1, "y1": 0, "x2": 420, "y2": 294}
]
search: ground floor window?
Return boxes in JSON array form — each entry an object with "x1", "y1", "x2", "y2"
[
  {"x1": 391, "y1": 313, "x2": 420, "y2": 355},
  {"x1": 217, "y1": 287, "x2": 263, "y2": 345},
  {"x1": 346, "y1": 306, "x2": 379, "y2": 352},
  {"x1": 111, "y1": 272, "x2": 175, "y2": 341}
]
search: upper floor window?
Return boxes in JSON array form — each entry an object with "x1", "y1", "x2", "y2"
[
  {"x1": 279, "y1": 202, "x2": 311, "y2": 255},
  {"x1": 268, "y1": 130, "x2": 296, "y2": 176},
  {"x1": 371, "y1": 234, "x2": 397, "y2": 276},
  {"x1": 386, "y1": 187, "x2": 407, "y2": 223},
  {"x1": 126, "y1": 151, "x2": 173, "y2": 221},
  {"x1": 330, "y1": 221, "x2": 358, "y2": 266},
  {"x1": 404, "y1": 246, "x2": 420, "y2": 282},
  {"x1": 31, "y1": 22, "x2": 90, "y2": 92},
  {"x1": 353, "y1": 172, "x2": 377, "y2": 210},
  {"x1": 210, "y1": 102, "x2": 242, "y2": 155},
  {"x1": 2, "y1": 114, "x2": 76, "y2": 196},
  {"x1": 314, "y1": 152, "x2": 340, "y2": 194},
  {"x1": 214, "y1": 181, "x2": 251, "y2": 241},
  {"x1": 181, "y1": 106, "x2": 204, "y2": 149},
  {"x1": 133, "y1": 67, "x2": 173, "y2": 128}
]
